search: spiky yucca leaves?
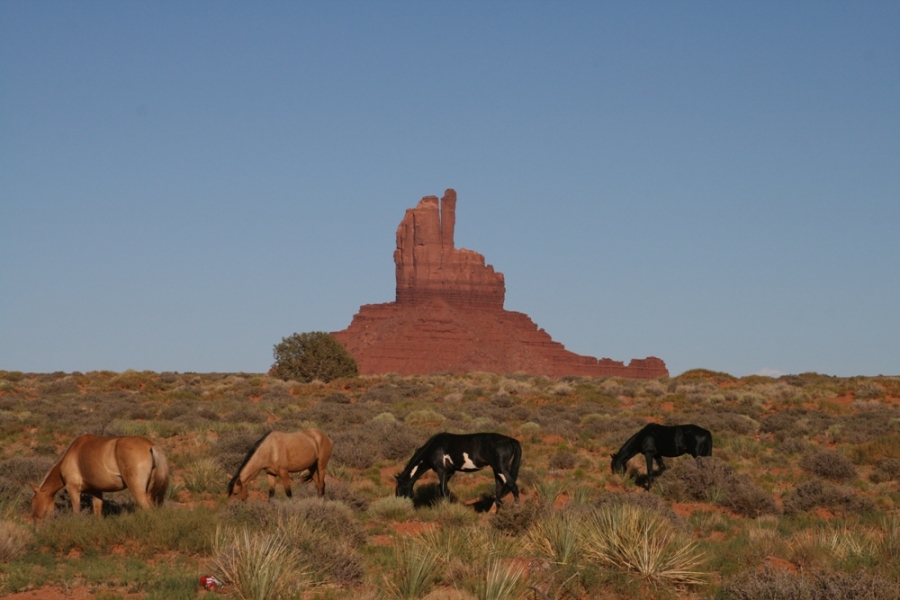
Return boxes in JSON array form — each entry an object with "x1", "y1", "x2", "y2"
[
  {"x1": 382, "y1": 536, "x2": 441, "y2": 599},
  {"x1": 210, "y1": 526, "x2": 308, "y2": 600},
  {"x1": 582, "y1": 504, "x2": 707, "y2": 588},
  {"x1": 525, "y1": 511, "x2": 581, "y2": 569},
  {"x1": 470, "y1": 559, "x2": 528, "y2": 600}
]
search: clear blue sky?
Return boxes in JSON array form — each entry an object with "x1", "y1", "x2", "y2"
[{"x1": 2, "y1": 2, "x2": 898, "y2": 377}]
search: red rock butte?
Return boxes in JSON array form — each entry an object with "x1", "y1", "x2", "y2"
[{"x1": 333, "y1": 189, "x2": 668, "y2": 378}]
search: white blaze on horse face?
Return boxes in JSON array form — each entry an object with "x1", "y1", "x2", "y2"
[
  {"x1": 460, "y1": 452, "x2": 479, "y2": 471},
  {"x1": 442, "y1": 454, "x2": 454, "y2": 467}
]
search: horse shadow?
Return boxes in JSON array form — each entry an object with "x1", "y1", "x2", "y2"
[
  {"x1": 57, "y1": 490, "x2": 136, "y2": 516},
  {"x1": 411, "y1": 484, "x2": 498, "y2": 513}
]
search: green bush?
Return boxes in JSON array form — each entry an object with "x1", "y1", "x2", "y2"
[{"x1": 270, "y1": 332, "x2": 358, "y2": 383}]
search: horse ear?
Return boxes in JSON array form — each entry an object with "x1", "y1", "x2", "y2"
[{"x1": 29, "y1": 483, "x2": 39, "y2": 493}]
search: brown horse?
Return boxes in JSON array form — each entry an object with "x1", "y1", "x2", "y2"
[
  {"x1": 227, "y1": 429, "x2": 333, "y2": 501},
  {"x1": 31, "y1": 434, "x2": 169, "y2": 519}
]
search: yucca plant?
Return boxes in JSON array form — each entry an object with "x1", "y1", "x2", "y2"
[
  {"x1": 382, "y1": 536, "x2": 441, "y2": 599},
  {"x1": 183, "y1": 457, "x2": 224, "y2": 494},
  {"x1": 470, "y1": 559, "x2": 527, "y2": 600},
  {"x1": 525, "y1": 511, "x2": 581, "y2": 569},
  {"x1": 210, "y1": 526, "x2": 307, "y2": 600},
  {"x1": 582, "y1": 504, "x2": 707, "y2": 588}
]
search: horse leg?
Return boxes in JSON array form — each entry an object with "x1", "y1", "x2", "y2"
[
  {"x1": 90, "y1": 492, "x2": 103, "y2": 516},
  {"x1": 645, "y1": 453, "x2": 655, "y2": 488},
  {"x1": 280, "y1": 470, "x2": 293, "y2": 498},
  {"x1": 494, "y1": 466, "x2": 519, "y2": 504},
  {"x1": 437, "y1": 469, "x2": 451, "y2": 499},
  {"x1": 266, "y1": 474, "x2": 278, "y2": 500},
  {"x1": 655, "y1": 455, "x2": 666, "y2": 473},
  {"x1": 66, "y1": 483, "x2": 83, "y2": 514},
  {"x1": 312, "y1": 466, "x2": 326, "y2": 497}
]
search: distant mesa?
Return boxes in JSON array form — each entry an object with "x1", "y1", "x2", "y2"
[{"x1": 333, "y1": 189, "x2": 668, "y2": 378}]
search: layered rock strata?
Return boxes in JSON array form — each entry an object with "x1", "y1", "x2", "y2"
[{"x1": 333, "y1": 189, "x2": 667, "y2": 378}]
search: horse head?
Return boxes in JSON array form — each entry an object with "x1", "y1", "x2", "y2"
[
  {"x1": 226, "y1": 476, "x2": 249, "y2": 501},
  {"x1": 609, "y1": 453, "x2": 627, "y2": 475},
  {"x1": 30, "y1": 483, "x2": 56, "y2": 519},
  {"x1": 394, "y1": 473, "x2": 413, "y2": 499}
]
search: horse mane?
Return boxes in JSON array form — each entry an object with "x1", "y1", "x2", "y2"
[
  {"x1": 398, "y1": 433, "x2": 440, "y2": 480},
  {"x1": 39, "y1": 435, "x2": 83, "y2": 489},
  {"x1": 227, "y1": 432, "x2": 272, "y2": 495}
]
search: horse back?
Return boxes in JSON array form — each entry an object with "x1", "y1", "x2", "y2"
[
  {"x1": 262, "y1": 430, "x2": 329, "y2": 472},
  {"x1": 64, "y1": 435, "x2": 154, "y2": 492}
]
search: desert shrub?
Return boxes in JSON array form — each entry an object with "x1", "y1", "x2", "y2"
[
  {"x1": 719, "y1": 567, "x2": 900, "y2": 600},
  {"x1": 782, "y1": 479, "x2": 876, "y2": 515},
  {"x1": 361, "y1": 381, "x2": 429, "y2": 403},
  {"x1": 760, "y1": 408, "x2": 837, "y2": 441},
  {"x1": 404, "y1": 409, "x2": 446, "y2": 427},
  {"x1": 490, "y1": 497, "x2": 545, "y2": 536},
  {"x1": 549, "y1": 449, "x2": 577, "y2": 470},
  {"x1": 871, "y1": 458, "x2": 900, "y2": 483},
  {"x1": 369, "y1": 420, "x2": 421, "y2": 461},
  {"x1": 330, "y1": 429, "x2": 381, "y2": 469},
  {"x1": 776, "y1": 437, "x2": 811, "y2": 455},
  {"x1": 183, "y1": 457, "x2": 225, "y2": 494},
  {"x1": 582, "y1": 416, "x2": 647, "y2": 445},
  {"x1": 832, "y1": 409, "x2": 900, "y2": 444},
  {"x1": 581, "y1": 503, "x2": 707, "y2": 588},
  {"x1": 799, "y1": 449, "x2": 857, "y2": 483},
  {"x1": 0, "y1": 456, "x2": 54, "y2": 515},
  {"x1": 322, "y1": 391, "x2": 351, "y2": 404},
  {"x1": 654, "y1": 457, "x2": 777, "y2": 517},
  {"x1": 0, "y1": 520, "x2": 34, "y2": 561},
  {"x1": 592, "y1": 491, "x2": 685, "y2": 528},
  {"x1": 669, "y1": 411, "x2": 759, "y2": 435},
  {"x1": 227, "y1": 406, "x2": 268, "y2": 424},
  {"x1": 368, "y1": 496, "x2": 415, "y2": 521},
  {"x1": 270, "y1": 332, "x2": 358, "y2": 383},
  {"x1": 308, "y1": 401, "x2": 375, "y2": 428}
]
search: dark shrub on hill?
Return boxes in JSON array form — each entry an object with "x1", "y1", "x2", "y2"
[
  {"x1": 490, "y1": 497, "x2": 545, "y2": 536},
  {"x1": 832, "y1": 409, "x2": 900, "y2": 444},
  {"x1": 271, "y1": 332, "x2": 358, "y2": 383},
  {"x1": 799, "y1": 449, "x2": 857, "y2": 483},
  {"x1": 719, "y1": 567, "x2": 900, "y2": 600},
  {"x1": 549, "y1": 449, "x2": 577, "y2": 470},
  {"x1": 330, "y1": 429, "x2": 380, "y2": 469},
  {"x1": 0, "y1": 457, "x2": 54, "y2": 511},
  {"x1": 655, "y1": 457, "x2": 778, "y2": 517},
  {"x1": 871, "y1": 458, "x2": 900, "y2": 483},
  {"x1": 668, "y1": 411, "x2": 759, "y2": 435},
  {"x1": 782, "y1": 479, "x2": 875, "y2": 515},
  {"x1": 760, "y1": 408, "x2": 837, "y2": 441}
]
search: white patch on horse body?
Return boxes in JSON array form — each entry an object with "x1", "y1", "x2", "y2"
[
  {"x1": 443, "y1": 454, "x2": 454, "y2": 467},
  {"x1": 499, "y1": 473, "x2": 507, "y2": 483},
  {"x1": 460, "y1": 452, "x2": 480, "y2": 471},
  {"x1": 409, "y1": 464, "x2": 418, "y2": 478}
]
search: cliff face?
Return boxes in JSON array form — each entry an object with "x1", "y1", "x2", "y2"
[{"x1": 332, "y1": 189, "x2": 668, "y2": 378}]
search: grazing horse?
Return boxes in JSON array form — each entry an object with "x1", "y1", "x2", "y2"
[
  {"x1": 395, "y1": 432, "x2": 521, "y2": 506},
  {"x1": 227, "y1": 429, "x2": 333, "y2": 501},
  {"x1": 31, "y1": 434, "x2": 169, "y2": 519},
  {"x1": 610, "y1": 423, "x2": 713, "y2": 488}
]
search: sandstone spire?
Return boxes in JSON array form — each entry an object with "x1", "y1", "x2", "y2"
[{"x1": 333, "y1": 189, "x2": 668, "y2": 378}]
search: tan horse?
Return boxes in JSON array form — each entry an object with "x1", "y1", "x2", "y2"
[
  {"x1": 31, "y1": 434, "x2": 169, "y2": 519},
  {"x1": 227, "y1": 429, "x2": 333, "y2": 501}
]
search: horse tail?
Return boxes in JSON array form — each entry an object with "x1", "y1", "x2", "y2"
[
  {"x1": 227, "y1": 431, "x2": 271, "y2": 496},
  {"x1": 148, "y1": 445, "x2": 169, "y2": 506},
  {"x1": 508, "y1": 438, "x2": 522, "y2": 484}
]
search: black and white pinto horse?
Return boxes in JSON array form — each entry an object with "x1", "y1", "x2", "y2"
[
  {"x1": 610, "y1": 423, "x2": 713, "y2": 488},
  {"x1": 395, "y1": 432, "x2": 522, "y2": 506}
]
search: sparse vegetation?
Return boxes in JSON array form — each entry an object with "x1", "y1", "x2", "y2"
[{"x1": 1, "y1": 369, "x2": 899, "y2": 599}]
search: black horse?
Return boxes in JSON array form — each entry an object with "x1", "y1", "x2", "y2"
[
  {"x1": 395, "y1": 432, "x2": 522, "y2": 506},
  {"x1": 610, "y1": 423, "x2": 713, "y2": 488}
]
